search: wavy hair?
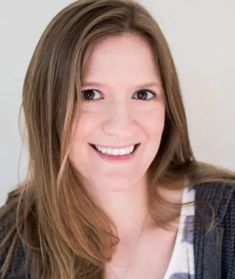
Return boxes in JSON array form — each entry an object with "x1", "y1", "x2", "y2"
[{"x1": 1, "y1": 0, "x2": 235, "y2": 278}]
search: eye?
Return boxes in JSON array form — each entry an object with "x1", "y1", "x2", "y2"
[
  {"x1": 133, "y1": 89, "x2": 156, "y2": 101},
  {"x1": 81, "y1": 89, "x2": 103, "y2": 101}
]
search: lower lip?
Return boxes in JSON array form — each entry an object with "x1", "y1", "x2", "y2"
[{"x1": 90, "y1": 145, "x2": 139, "y2": 162}]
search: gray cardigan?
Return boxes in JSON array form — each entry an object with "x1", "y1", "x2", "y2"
[{"x1": 1, "y1": 181, "x2": 235, "y2": 278}]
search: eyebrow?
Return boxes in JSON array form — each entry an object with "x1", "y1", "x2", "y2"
[{"x1": 82, "y1": 81, "x2": 161, "y2": 89}]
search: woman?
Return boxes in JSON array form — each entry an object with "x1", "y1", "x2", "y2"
[{"x1": 0, "y1": 0, "x2": 235, "y2": 278}]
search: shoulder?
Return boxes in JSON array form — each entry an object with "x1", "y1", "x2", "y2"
[
  {"x1": 0, "y1": 199, "x2": 18, "y2": 247},
  {"x1": 193, "y1": 180, "x2": 235, "y2": 219},
  {"x1": 0, "y1": 196, "x2": 20, "y2": 237},
  {"x1": 193, "y1": 180, "x2": 235, "y2": 277},
  {"x1": 193, "y1": 179, "x2": 235, "y2": 196},
  {"x1": 0, "y1": 198, "x2": 28, "y2": 278}
]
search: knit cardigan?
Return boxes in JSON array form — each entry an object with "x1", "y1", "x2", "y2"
[{"x1": 1, "y1": 181, "x2": 235, "y2": 278}]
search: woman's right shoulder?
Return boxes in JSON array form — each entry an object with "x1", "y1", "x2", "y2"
[
  {"x1": 0, "y1": 187, "x2": 29, "y2": 238},
  {"x1": 0, "y1": 196, "x2": 18, "y2": 242},
  {"x1": 0, "y1": 189, "x2": 22, "y2": 236},
  {"x1": 0, "y1": 193, "x2": 29, "y2": 278}
]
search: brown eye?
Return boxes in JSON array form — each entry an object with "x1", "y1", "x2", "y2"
[
  {"x1": 81, "y1": 89, "x2": 102, "y2": 101},
  {"x1": 133, "y1": 89, "x2": 156, "y2": 100}
]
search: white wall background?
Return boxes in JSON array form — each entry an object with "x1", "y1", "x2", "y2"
[{"x1": 0, "y1": 0, "x2": 234, "y2": 206}]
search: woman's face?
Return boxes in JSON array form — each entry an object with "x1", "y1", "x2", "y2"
[{"x1": 69, "y1": 33, "x2": 165, "y2": 193}]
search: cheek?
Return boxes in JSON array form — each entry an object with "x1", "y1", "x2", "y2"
[
  {"x1": 139, "y1": 107, "x2": 165, "y2": 139},
  {"x1": 71, "y1": 111, "x2": 99, "y2": 142},
  {"x1": 69, "y1": 113, "x2": 96, "y2": 175},
  {"x1": 69, "y1": 113, "x2": 98, "y2": 167},
  {"x1": 141, "y1": 110, "x2": 165, "y2": 166}
]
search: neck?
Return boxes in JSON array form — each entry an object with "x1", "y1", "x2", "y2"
[{"x1": 88, "y1": 175, "x2": 152, "y2": 244}]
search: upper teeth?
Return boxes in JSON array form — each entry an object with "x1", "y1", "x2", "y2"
[{"x1": 95, "y1": 145, "x2": 135, "y2": 156}]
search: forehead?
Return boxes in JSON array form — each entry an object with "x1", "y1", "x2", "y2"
[{"x1": 82, "y1": 33, "x2": 161, "y2": 85}]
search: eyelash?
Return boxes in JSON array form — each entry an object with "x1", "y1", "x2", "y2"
[{"x1": 81, "y1": 89, "x2": 157, "y2": 101}]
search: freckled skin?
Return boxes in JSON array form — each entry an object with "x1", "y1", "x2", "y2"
[{"x1": 69, "y1": 33, "x2": 165, "y2": 195}]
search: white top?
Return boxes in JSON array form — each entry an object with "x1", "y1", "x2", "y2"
[{"x1": 164, "y1": 187, "x2": 195, "y2": 279}]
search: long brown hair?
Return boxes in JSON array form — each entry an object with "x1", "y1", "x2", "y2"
[{"x1": 1, "y1": 0, "x2": 235, "y2": 278}]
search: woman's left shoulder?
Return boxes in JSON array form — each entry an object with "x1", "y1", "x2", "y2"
[
  {"x1": 193, "y1": 180, "x2": 235, "y2": 222},
  {"x1": 192, "y1": 180, "x2": 235, "y2": 277},
  {"x1": 193, "y1": 180, "x2": 235, "y2": 199}
]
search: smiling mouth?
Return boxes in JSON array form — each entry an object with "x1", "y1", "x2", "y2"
[{"x1": 89, "y1": 143, "x2": 140, "y2": 156}]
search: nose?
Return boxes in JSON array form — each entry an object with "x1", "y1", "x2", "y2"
[{"x1": 102, "y1": 101, "x2": 137, "y2": 136}]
